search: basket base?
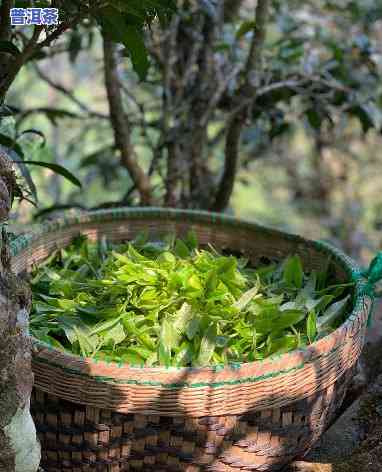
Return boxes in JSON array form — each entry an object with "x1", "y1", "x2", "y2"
[{"x1": 32, "y1": 368, "x2": 353, "y2": 472}]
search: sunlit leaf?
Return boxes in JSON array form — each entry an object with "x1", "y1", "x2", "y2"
[
  {"x1": 307, "y1": 310, "x2": 317, "y2": 343},
  {"x1": 196, "y1": 324, "x2": 217, "y2": 366},
  {"x1": 283, "y1": 255, "x2": 303, "y2": 288},
  {"x1": 236, "y1": 20, "x2": 256, "y2": 39},
  {"x1": 21, "y1": 161, "x2": 82, "y2": 188}
]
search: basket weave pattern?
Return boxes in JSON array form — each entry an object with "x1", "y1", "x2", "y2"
[
  {"x1": 31, "y1": 372, "x2": 352, "y2": 472},
  {"x1": 11, "y1": 209, "x2": 370, "y2": 472}
]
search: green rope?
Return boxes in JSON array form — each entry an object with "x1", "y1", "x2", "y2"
[{"x1": 353, "y1": 252, "x2": 382, "y2": 327}]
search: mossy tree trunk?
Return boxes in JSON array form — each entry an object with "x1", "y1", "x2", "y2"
[{"x1": 0, "y1": 151, "x2": 40, "y2": 472}]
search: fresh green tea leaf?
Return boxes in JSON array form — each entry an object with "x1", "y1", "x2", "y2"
[
  {"x1": 234, "y1": 283, "x2": 260, "y2": 310},
  {"x1": 253, "y1": 308, "x2": 306, "y2": 334},
  {"x1": 158, "y1": 340, "x2": 171, "y2": 366},
  {"x1": 184, "y1": 230, "x2": 198, "y2": 251},
  {"x1": 186, "y1": 317, "x2": 200, "y2": 341},
  {"x1": 205, "y1": 270, "x2": 218, "y2": 295},
  {"x1": 306, "y1": 310, "x2": 317, "y2": 343},
  {"x1": 174, "y1": 342, "x2": 194, "y2": 366},
  {"x1": 317, "y1": 295, "x2": 351, "y2": 330},
  {"x1": 174, "y1": 239, "x2": 190, "y2": 258},
  {"x1": 265, "y1": 333, "x2": 299, "y2": 356},
  {"x1": 196, "y1": 324, "x2": 217, "y2": 366},
  {"x1": 160, "y1": 319, "x2": 181, "y2": 351},
  {"x1": 173, "y1": 303, "x2": 193, "y2": 333},
  {"x1": 100, "y1": 322, "x2": 126, "y2": 349},
  {"x1": 30, "y1": 234, "x2": 354, "y2": 367},
  {"x1": 185, "y1": 274, "x2": 203, "y2": 294},
  {"x1": 283, "y1": 255, "x2": 303, "y2": 288}
]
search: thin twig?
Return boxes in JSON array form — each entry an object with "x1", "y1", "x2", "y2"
[
  {"x1": 200, "y1": 64, "x2": 242, "y2": 127},
  {"x1": 33, "y1": 64, "x2": 108, "y2": 119},
  {"x1": 36, "y1": 13, "x2": 82, "y2": 50}
]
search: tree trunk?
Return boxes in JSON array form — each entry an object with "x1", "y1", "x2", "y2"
[
  {"x1": 0, "y1": 151, "x2": 40, "y2": 472},
  {"x1": 211, "y1": 0, "x2": 271, "y2": 211},
  {"x1": 102, "y1": 36, "x2": 152, "y2": 205}
]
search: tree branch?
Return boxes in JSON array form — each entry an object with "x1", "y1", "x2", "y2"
[
  {"x1": 243, "y1": 0, "x2": 270, "y2": 91},
  {"x1": 33, "y1": 64, "x2": 109, "y2": 119},
  {"x1": 0, "y1": 0, "x2": 14, "y2": 99},
  {"x1": 102, "y1": 36, "x2": 152, "y2": 205},
  {"x1": 211, "y1": 0, "x2": 271, "y2": 212},
  {"x1": 200, "y1": 64, "x2": 242, "y2": 127},
  {"x1": 36, "y1": 13, "x2": 81, "y2": 50},
  {"x1": 0, "y1": 0, "x2": 13, "y2": 41},
  {"x1": 161, "y1": 16, "x2": 181, "y2": 206},
  {"x1": 0, "y1": 9, "x2": 84, "y2": 102},
  {"x1": 229, "y1": 75, "x2": 351, "y2": 117},
  {"x1": 164, "y1": 141, "x2": 179, "y2": 207},
  {"x1": 210, "y1": 113, "x2": 243, "y2": 212},
  {"x1": 0, "y1": 25, "x2": 43, "y2": 102}
]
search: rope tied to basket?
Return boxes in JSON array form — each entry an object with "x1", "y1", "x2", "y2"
[{"x1": 352, "y1": 251, "x2": 382, "y2": 327}]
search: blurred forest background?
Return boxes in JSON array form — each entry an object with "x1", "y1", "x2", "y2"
[{"x1": 1, "y1": 0, "x2": 382, "y2": 263}]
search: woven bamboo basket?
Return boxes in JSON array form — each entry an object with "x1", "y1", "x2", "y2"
[{"x1": 11, "y1": 208, "x2": 373, "y2": 472}]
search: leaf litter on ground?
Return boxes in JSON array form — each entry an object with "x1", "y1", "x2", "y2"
[{"x1": 29, "y1": 232, "x2": 354, "y2": 367}]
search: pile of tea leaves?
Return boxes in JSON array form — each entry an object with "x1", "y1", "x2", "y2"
[{"x1": 30, "y1": 233, "x2": 354, "y2": 367}]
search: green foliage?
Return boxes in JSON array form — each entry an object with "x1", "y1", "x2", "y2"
[
  {"x1": 21, "y1": 161, "x2": 81, "y2": 188},
  {"x1": 95, "y1": 0, "x2": 176, "y2": 79},
  {"x1": 241, "y1": 0, "x2": 382, "y2": 156},
  {"x1": 0, "y1": 124, "x2": 81, "y2": 202},
  {"x1": 0, "y1": 41, "x2": 21, "y2": 56},
  {"x1": 236, "y1": 21, "x2": 256, "y2": 40},
  {"x1": 30, "y1": 233, "x2": 353, "y2": 367}
]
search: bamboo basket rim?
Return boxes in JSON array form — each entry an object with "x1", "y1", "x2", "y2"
[{"x1": 12, "y1": 207, "x2": 369, "y2": 385}]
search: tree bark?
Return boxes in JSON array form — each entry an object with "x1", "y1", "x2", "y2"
[
  {"x1": 102, "y1": 36, "x2": 152, "y2": 206},
  {"x1": 0, "y1": 0, "x2": 15, "y2": 105},
  {"x1": 0, "y1": 151, "x2": 40, "y2": 472},
  {"x1": 211, "y1": 113, "x2": 244, "y2": 212},
  {"x1": 211, "y1": 0, "x2": 271, "y2": 212},
  {"x1": 0, "y1": 0, "x2": 13, "y2": 41},
  {"x1": 223, "y1": 0, "x2": 244, "y2": 22},
  {"x1": 164, "y1": 142, "x2": 179, "y2": 207}
]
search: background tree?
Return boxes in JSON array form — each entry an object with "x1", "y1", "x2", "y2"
[{"x1": 1, "y1": 1, "x2": 380, "y2": 262}]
